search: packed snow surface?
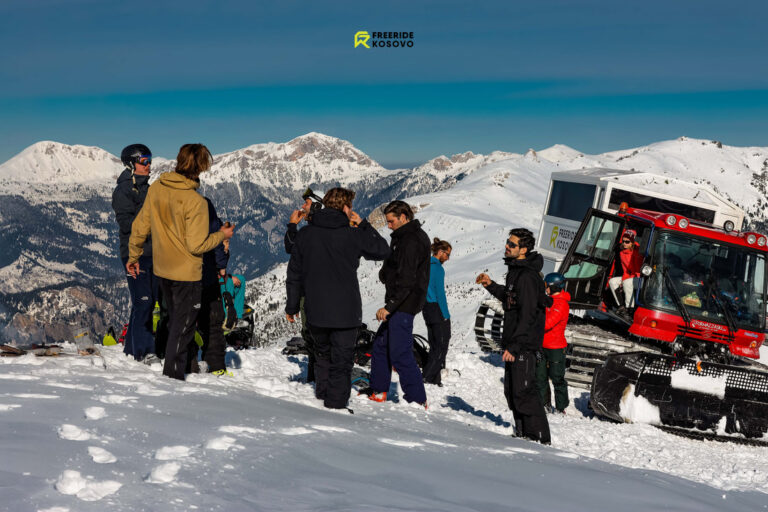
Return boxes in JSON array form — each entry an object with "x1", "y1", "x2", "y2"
[{"x1": 2, "y1": 345, "x2": 768, "y2": 511}]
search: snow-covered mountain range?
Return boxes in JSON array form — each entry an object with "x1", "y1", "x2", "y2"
[{"x1": 2, "y1": 134, "x2": 768, "y2": 343}]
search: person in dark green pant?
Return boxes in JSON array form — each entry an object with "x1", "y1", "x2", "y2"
[{"x1": 536, "y1": 273, "x2": 571, "y2": 413}]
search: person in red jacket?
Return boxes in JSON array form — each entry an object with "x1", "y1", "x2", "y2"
[
  {"x1": 608, "y1": 229, "x2": 643, "y2": 318},
  {"x1": 536, "y1": 272, "x2": 571, "y2": 414}
]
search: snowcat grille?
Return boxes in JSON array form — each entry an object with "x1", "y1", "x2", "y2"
[
  {"x1": 677, "y1": 326, "x2": 732, "y2": 344},
  {"x1": 640, "y1": 358, "x2": 768, "y2": 395}
]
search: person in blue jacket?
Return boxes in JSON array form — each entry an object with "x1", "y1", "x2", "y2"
[{"x1": 422, "y1": 238, "x2": 452, "y2": 386}]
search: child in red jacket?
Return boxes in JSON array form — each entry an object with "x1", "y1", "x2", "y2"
[{"x1": 536, "y1": 273, "x2": 571, "y2": 414}]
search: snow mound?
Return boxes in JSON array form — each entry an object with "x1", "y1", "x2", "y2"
[
  {"x1": 145, "y1": 462, "x2": 181, "y2": 484},
  {"x1": 57, "y1": 424, "x2": 92, "y2": 441},
  {"x1": 87, "y1": 446, "x2": 116, "y2": 464},
  {"x1": 618, "y1": 385, "x2": 661, "y2": 425},
  {"x1": 55, "y1": 470, "x2": 121, "y2": 501},
  {"x1": 84, "y1": 407, "x2": 106, "y2": 420},
  {"x1": 155, "y1": 445, "x2": 192, "y2": 460},
  {"x1": 205, "y1": 436, "x2": 238, "y2": 451}
]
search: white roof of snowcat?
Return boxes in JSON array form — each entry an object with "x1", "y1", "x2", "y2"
[{"x1": 550, "y1": 168, "x2": 740, "y2": 213}]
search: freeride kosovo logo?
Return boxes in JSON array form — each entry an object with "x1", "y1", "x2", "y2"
[
  {"x1": 550, "y1": 226, "x2": 559, "y2": 247},
  {"x1": 354, "y1": 31, "x2": 371, "y2": 48},
  {"x1": 354, "y1": 31, "x2": 414, "y2": 48}
]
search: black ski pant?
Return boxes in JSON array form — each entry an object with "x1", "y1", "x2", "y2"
[
  {"x1": 199, "y1": 283, "x2": 226, "y2": 373},
  {"x1": 300, "y1": 297, "x2": 315, "y2": 383},
  {"x1": 121, "y1": 255, "x2": 158, "y2": 361},
  {"x1": 159, "y1": 278, "x2": 202, "y2": 381},
  {"x1": 535, "y1": 347, "x2": 569, "y2": 412},
  {"x1": 307, "y1": 325, "x2": 357, "y2": 409},
  {"x1": 422, "y1": 305, "x2": 451, "y2": 385},
  {"x1": 504, "y1": 351, "x2": 551, "y2": 444}
]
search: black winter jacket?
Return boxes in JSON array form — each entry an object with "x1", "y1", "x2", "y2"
[
  {"x1": 379, "y1": 219, "x2": 431, "y2": 315},
  {"x1": 485, "y1": 252, "x2": 550, "y2": 354},
  {"x1": 201, "y1": 198, "x2": 229, "y2": 287},
  {"x1": 285, "y1": 208, "x2": 390, "y2": 328},
  {"x1": 284, "y1": 223, "x2": 298, "y2": 254},
  {"x1": 112, "y1": 169, "x2": 151, "y2": 260}
]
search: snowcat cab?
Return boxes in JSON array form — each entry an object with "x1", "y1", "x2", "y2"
[{"x1": 560, "y1": 205, "x2": 768, "y2": 439}]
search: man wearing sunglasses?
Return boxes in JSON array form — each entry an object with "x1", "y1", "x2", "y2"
[
  {"x1": 476, "y1": 228, "x2": 551, "y2": 444},
  {"x1": 608, "y1": 229, "x2": 643, "y2": 320},
  {"x1": 112, "y1": 143, "x2": 158, "y2": 362}
]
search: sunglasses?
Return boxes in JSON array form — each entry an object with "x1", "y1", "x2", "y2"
[
  {"x1": 622, "y1": 239, "x2": 632, "y2": 244},
  {"x1": 505, "y1": 240, "x2": 518, "y2": 249},
  {"x1": 137, "y1": 155, "x2": 152, "y2": 166}
]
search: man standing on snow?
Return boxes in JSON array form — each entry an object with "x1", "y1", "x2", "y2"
[
  {"x1": 112, "y1": 143, "x2": 158, "y2": 363},
  {"x1": 285, "y1": 187, "x2": 390, "y2": 410},
  {"x1": 368, "y1": 201, "x2": 430, "y2": 406},
  {"x1": 476, "y1": 228, "x2": 551, "y2": 444}
]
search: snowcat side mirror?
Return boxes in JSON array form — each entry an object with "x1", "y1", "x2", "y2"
[{"x1": 641, "y1": 264, "x2": 653, "y2": 277}]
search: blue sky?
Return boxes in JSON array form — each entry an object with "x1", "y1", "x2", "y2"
[{"x1": 1, "y1": 0, "x2": 767, "y2": 167}]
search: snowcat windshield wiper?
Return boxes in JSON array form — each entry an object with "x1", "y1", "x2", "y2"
[
  {"x1": 707, "y1": 278, "x2": 737, "y2": 342},
  {"x1": 663, "y1": 267, "x2": 691, "y2": 328}
]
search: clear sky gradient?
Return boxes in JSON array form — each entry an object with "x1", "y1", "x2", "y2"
[{"x1": 1, "y1": 0, "x2": 767, "y2": 167}]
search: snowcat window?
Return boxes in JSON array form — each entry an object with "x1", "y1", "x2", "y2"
[
  {"x1": 546, "y1": 181, "x2": 596, "y2": 222},
  {"x1": 608, "y1": 189, "x2": 716, "y2": 224},
  {"x1": 644, "y1": 232, "x2": 766, "y2": 331},
  {"x1": 563, "y1": 215, "x2": 622, "y2": 280}
]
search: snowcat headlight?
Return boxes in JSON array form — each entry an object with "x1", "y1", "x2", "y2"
[
  {"x1": 666, "y1": 215, "x2": 677, "y2": 226},
  {"x1": 678, "y1": 218, "x2": 689, "y2": 229},
  {"x1": 758, "y1": 237, "x2": 766, "y2": 247},
  {"x1": 724, "y1": 220, "x2": 735, "y2": 232},
  {"x1": 747, "y1": 234, "x2": 757, "y2": 245},
  {"x1": 641, "y1": 264, "x2": 653, "y2": 276}
]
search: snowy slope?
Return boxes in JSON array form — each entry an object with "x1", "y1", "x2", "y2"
[{"x1": 2, "y1": 346, "x2": 768, "y2": 512}]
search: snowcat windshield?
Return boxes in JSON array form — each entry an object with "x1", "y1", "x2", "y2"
[{"x1": 644, "y1": 231, "x2": 767, "y2": 332}]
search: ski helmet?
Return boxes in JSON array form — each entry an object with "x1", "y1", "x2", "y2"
[
  {"x1": 120, "y1": 144, "x2": 152, "y2": 170},
  {"x1": 544, "y1": 272, "x2": 566, "y2": 293}
]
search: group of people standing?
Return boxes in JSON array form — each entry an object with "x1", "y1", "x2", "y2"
[
  {"x1": 112, "y1": 143, "x2": 236, "y2": 380},
  {"x1": 284, "y1": 190, "x2": 453, "y2": 410},
  {"x1": 113, "y1": 145, "x2": 570, "y2": 445}
]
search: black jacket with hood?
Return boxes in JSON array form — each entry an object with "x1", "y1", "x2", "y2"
[
  {"x1": 378, "y1": 219, "x2": 431, "y2": 316},
  {"x1": 112, "y1": 169, "x2": 151, "y2": 260},
  {"x1": 285, "y1": 208, "x2": 390, "y2": 329},
  {"x1": 485, "y1": 252, "x2": 550, "y2": 354}
]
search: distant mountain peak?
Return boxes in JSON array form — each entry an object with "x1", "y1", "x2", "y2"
[{"x1": 0, "y1": 141, "x2": 121, "y2": 185}]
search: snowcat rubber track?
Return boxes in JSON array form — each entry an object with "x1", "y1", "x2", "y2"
[
  {"x1": 590, "y1": 351, "x2": 768, "y2": 440},
  {"x1": 654, "y1": 425, "x2": 768, "y2": 447}
]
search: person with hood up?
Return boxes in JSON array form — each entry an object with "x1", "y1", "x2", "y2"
[
  {"x1": 128, "y1": 143, "x2": 235, "y2": 381},
  {"x1": 536, "y1": 272, "x2": 571, "y2": 414},
  {"x1": 112, "y1": 143, "x2": 158, "y2": 362},
  {"x1": 285, "y1": 187, "x2": 390, "y2": 410},
  {"x1": 608, "y1": 229, "x2": 643, "y2": 319},
  {"x1": 476, "y1": 228, "x2": 551, "y2": 444}
]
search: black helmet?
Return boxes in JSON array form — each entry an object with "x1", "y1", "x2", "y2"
[
  {"x1": 120, "y1": 144, "x2": 152, "y2": 170},
  {"x1": 544, "y1": 272, "x2": 566, "y2": 293}
]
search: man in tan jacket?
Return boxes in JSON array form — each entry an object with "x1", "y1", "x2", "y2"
[{"x1": 128, "y1": 143, "x2": 235, "y2": 380}]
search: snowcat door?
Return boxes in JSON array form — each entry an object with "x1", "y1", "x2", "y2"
[{"x1": 559, "y1": 208, "x2": 625, "y2": 309}]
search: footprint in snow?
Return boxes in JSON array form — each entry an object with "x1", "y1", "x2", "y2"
[
  {"x1": 84, "y1": 407, "x2": 106, "y2": 420},
  {"x1": 55, "y1": 470, "x2": 121, "y2": 501},
  {"x1": 155, "y1": 445, "x2": 192, "y2": 460},
  {"x1": 58, "y1": 424, "x2": 92, "y2": 441},
  {"x1": 145, "y1": 462, "x2": 181, "y2": 484},
  {"x1": 88, "y1": 446, "x2": 116, "y2": 464}
]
